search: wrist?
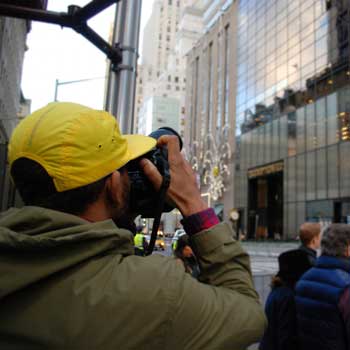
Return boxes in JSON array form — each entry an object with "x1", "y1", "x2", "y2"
[{"x1": 179, "y1": 199, "x2": 208, "y2": 217}]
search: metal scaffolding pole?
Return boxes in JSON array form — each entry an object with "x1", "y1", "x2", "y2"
[{"x1": 105, "y1": 0, "x2": 142, "y2": 134}]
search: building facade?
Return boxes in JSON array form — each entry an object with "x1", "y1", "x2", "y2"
[
  {"x1": 0, "y1": 0, "x2": 47, "y2": 211},
  {"x1": 234, "y1": 0, "x2": 350, "y2": 239},
  {"x1": 186, "y1": 0, "x2": 350, "y2": 238},
  {"x1": 185, "y1": 0, "x2": 237, "y2": 220},
  {"x1": 134, "y1": 0, "x2": 203, "y2": 138},
  {"x1": 138, "y1": 96, "x2": 181, "y2": 135}
]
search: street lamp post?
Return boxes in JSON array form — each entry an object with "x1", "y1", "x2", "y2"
[{"x1": 54, "y1": 76, "x2": 106, "y2": 102}]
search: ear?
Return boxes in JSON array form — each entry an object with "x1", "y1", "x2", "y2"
[
  {"x1": 346, "y1": 245, "x2": 350, "y2": 258},
  {"x1": 105, "y1": 171, "x2": 122, "y2": 203}
]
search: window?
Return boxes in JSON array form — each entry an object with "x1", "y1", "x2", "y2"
[
  {"x1": 316, "y1": 148, "x2": 327, "y2": 199},
  {"x1": 328, "y1": 144, "x2": 339, "y2": 198},
  {"x1": 224, "y1": 25, "x2": 230, "y2": 126},
  {"x1": 207, "y1": 42, "x2": 214, "y2": 133}
]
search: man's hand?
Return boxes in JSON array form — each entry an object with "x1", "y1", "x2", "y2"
[{"x1": 139, "y1": 135, "x2": 208, "y2": 217}]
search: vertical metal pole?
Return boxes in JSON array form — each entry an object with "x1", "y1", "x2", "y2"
[
  {"x1": 106, "y1": 0, "x2": 142, "y2": 134},
  {"x1": 54, "y1": 79, "x2": 59, "y2": 101},
  {"x1": 105, "y1": 3, "x2": 124, "y2": 112}
]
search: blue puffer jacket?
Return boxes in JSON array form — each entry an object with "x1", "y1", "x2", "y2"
[{"x1": 295, "y1": 256, "x2": 350, "y2": 350}]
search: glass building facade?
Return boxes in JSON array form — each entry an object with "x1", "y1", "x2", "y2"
[{"x1": 234, "y1": 0, "x2": 350, "y2": 238}]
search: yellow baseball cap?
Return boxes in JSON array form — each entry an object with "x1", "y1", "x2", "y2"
[{"x1": 8, "y1": 102, "x2": 157, "y2": 192}]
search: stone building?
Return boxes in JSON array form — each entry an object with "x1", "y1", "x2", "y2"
[{"x1": 0, "y1": 0, "x2": 47, "y2": 210}]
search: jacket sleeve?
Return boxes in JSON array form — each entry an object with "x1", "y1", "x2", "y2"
[
  {"x1": 338, "y1": 286, "x2": 350, "y2": 348},
  {"x1": 276, "y1": 292, "x2": 298, "y2": 350},
  {"x1": 167, "y1": 222, "x2": 267, "y2": 350}
]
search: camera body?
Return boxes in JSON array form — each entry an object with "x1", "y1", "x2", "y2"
[{"x1": 127, "y1": 127, "x2": 183, "y2": 218}]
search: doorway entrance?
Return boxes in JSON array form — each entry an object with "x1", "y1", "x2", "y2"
[{"x1": 247, "y1": 170, "x2": 283, "y2": 239}]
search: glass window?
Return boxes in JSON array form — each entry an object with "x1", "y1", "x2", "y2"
[
  {"x1": 287, "y1": 156, "x2": 296, "y2": 203},
  {"x1": 283, "y1": 201, "x2": 289, "y2": 238},
  {"x1": 272, "y1": 119, "x2": 280, "y2": 161},
  {"x1": 251, "y1": 128, "x2": 258, "y2": 167},
  {"x1": 246, "y1": 131, "x2": 252, "y2": 169},
  {"x1": 306, "y1": 103, "x2": 316, "y2": 151},
  {"x1": 216, "y1": 35, "x2": 223, "y2": 133},
  {"x1": 340, "y1": 142, "x2": 350, "y2": 198},
  {"x1": 306, "y1": 151, "x2": 316, "y2": 200},
  {"x1": 316, "y1": 148, "x2": 327, "y2": 199},
  {"x1": 296, "y1": 107, "x2": 305, "y2": 154},
  {"x1": 338, "y1": 87, "x2": 350, "y2": 142},
  {"x1": 280, "y1": 115, "x2": 288, "y2": 158},
  {"x1": 297, "y1": 154, "x2": 306, "y2": 201},
  {"x1": 287, "y1": 202, "x2": 297, "y2": 238},
  {"x1": 240, "y1": 134, "x2": 246, "y2": 171},
  {"x1": 297, "y1": 201, "x2": 306, "y2": 231},
  {"x1": 315, "y1": 98, "x2": 327, "y2": 148},
  {"x1": 224, "y1": 25, "x2": 230, "y2": 126},
  {"x1": 327, "y1": 93, "x2": 339, "y2": 145},
  {"x1": 207, "y1": 42, "x2": 214, "y2": 133},
  {"x1": 265, "y1": 122, "x2": 272, "y2": 164},
  {"x1": 306, "y1": 200, "x2": 333, "y2": 222},
  {"x1": 288, "y1": 112, "x2": 297, "y2": 156},
  {"x1": 257, "y1": 125, "x2": 265, "y2": 166},
  {"x1": 327, "y1": 144, "x2": 339, "y2": 198}
]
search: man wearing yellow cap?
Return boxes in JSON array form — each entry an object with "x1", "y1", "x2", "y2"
[{"x1": 0, "y1": 102, "x2": 265, "y2": 350}]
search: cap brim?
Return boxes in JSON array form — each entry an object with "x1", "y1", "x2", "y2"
[{"x1": 124, "y1": 134, "x2": 157, "y2": 161}]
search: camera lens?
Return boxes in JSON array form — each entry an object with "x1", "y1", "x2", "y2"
[{"x1": 148, "y1": 127, "x2": 183, "y2": 150}]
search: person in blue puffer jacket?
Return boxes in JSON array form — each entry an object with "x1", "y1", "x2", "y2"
[{"x1": 295, "y1": 224, "x2": 350, "y2": 350}]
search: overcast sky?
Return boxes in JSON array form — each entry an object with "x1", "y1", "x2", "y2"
[{"x1": 21, "y1": 0, "x2": 154, "y2": 112}]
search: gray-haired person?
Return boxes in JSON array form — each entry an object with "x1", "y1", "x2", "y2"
[{"x1": 295, "y1": 224, "x2": 350, "y2": 350}]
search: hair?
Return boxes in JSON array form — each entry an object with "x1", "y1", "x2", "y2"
[
  {"x1": 299, "y1": 223, "x2": 321, "y2": 246},
  {"x1": 11, "y1": 158, "x2": 109, "y2": 215},
  {"x1": 321, "y1": 224, "x2": 350, "y2": 257},
  {"x1": 271, "y1": 249, "x2": 312, "y2": 289}
]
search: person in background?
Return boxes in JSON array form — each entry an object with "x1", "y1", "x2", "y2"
[
  {"x1": 259, "y1": 249, "x2": 312, "y2": 350},
  {"x1": 0, "y1": 102, "x2": 266, "y2": 350},
  {"x1": 296, "y1": 224, "x2": 350, "y2": 350},
  {"x1": 298, "y1": 222, "x2": 321, "y2": 265},
  {"x1": 174, "y1": 234, "x2": 200, "y2": 278},
  {"x1": 134, "y1": 225, "x2": 148, "y2": 256}
]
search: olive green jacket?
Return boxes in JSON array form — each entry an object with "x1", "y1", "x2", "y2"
[{"x1": 0, "y1": 207, "x2": 266, "y2": 350}]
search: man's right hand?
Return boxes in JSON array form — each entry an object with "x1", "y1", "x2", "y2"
[{"x1": 139, "y1": 135, "x2": 208, "y2": 217}]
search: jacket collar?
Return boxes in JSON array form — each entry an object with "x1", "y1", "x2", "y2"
[{"x1": 316, "y1": 255, "x2": 350, "y2": 272}]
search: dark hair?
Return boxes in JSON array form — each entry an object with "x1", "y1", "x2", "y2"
[
  {"x1": 272, "y1": 249, "x2": 312, "y2": 289},
  {"x1": 11, "y1": 158, "x2": 109, "y2": 215}
]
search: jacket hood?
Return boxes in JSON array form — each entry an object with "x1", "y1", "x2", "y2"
[{"x1": 0, "y1": 206, "x2": 134, "y2": 300}]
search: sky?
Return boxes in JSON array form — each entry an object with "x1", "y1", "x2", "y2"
[{"x1": 21, "y1": 0, "x2": 154, "y2": 112}]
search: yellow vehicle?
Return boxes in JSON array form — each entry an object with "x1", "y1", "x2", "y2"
[
  {"x1": 155, "y1": 237, "x2": 165, "y2": 251},
  {"x1": 155, "y1": 230, "x2": 165, "y2": 251}
]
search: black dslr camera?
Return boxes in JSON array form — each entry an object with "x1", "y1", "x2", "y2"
[{"x1": 127, "y1": 127, "x2": 183, "y2": 218}]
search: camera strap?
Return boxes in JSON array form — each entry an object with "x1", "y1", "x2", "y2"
[{"x1": 145, "y1": 158, "x2": 170, "y2": 256}]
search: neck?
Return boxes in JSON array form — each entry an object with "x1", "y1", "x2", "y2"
[{"x1": 79, "y1": 202, "x2": 110, "y2": 223}]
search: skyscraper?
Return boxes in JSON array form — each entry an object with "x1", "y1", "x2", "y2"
[
  {"x1": 186, "y1": 0, "x2": 350, "y2": 238},
  {"x1": 134, "y1": 0, "x2": 203, "y2": 137}
]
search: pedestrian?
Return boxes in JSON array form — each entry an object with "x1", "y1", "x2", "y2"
[
  {"x1": 174, "y1": 234, "x2": 200, "y2": 278},
  {"x1": 298, "y1": 222, "x2": 321, "y2": 265},
  {"x1": 295, "y1": 224, "x2": 350, "y2": 350},
  {"x1": 0, "y1": 102, "x2": 266, "y2": 350},
  {"x1": 259, "y1": 249, "x2": 312, "y2": 350},
  {"x1": 134, "y1": 225, "x2": 148, "y2": 256}
]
